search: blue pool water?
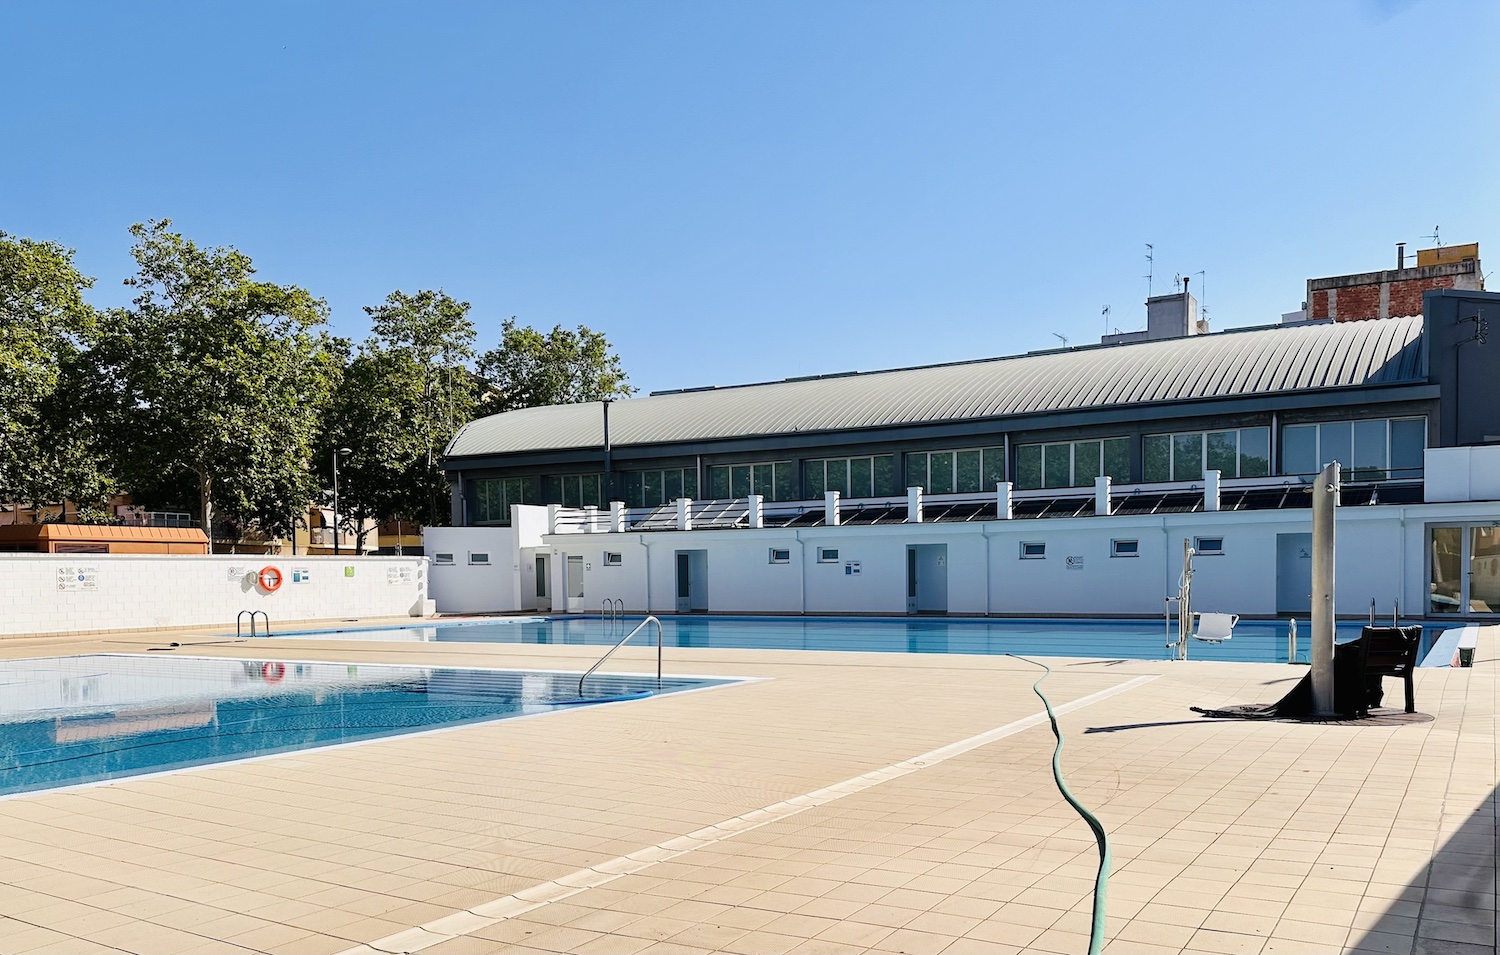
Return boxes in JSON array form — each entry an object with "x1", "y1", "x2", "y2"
[
  {"x1": 280, "y1": 615, "x2": 1419, "y2": 664},
  {"x1": 0, "y1": 655, "x2": 723, "y2": 797}
]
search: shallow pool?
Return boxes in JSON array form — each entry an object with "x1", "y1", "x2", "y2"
[
  {"x1": 278, "y1": 615, "x2": 1415, "y2": 664},
  {"x1": 0, "y1": 655, "x2": 724, "y2": 797}
]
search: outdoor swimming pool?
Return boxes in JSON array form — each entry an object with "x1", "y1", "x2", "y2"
[
  {"x1": 0, "y1": 655, "x2": 727, "y2": 797},
  {"x1": 279, "y1": 615, "x2": 1414, "y2": 664}
]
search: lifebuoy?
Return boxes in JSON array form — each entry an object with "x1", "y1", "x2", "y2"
[
  {"x1": 258, "y1": 566, "x2": 283, "y2": 592},
  {"x1": 262, "y1": 662, "x2": 286, "y2": 683}
]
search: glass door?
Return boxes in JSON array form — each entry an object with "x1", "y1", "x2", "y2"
[{"x1": 1429, "y1": 524, "x2": 1500, "y2": 616}]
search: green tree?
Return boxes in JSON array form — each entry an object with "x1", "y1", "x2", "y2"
[
  {"x1": 0, "y1": 233, "x2": 113, "y2": 518},
  {"x1": 91, "y1": 221, "x2": 343, "y2": 543},
  {"x1": 321, "y1": 289, "x2": 477, "y2": 543},
  {"x1": 476, "y1": 318, "x2": 634, "y2": 412}
]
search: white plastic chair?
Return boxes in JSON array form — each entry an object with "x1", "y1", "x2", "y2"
[{"x1": 1190, "y1": 612, "x2": 1239, "y2": 643}]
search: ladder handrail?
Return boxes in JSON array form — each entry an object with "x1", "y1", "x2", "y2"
[
  {"x1": 236, "y1": 610, "x2": 270, "y2": 638},
  {"x1": 579, "y1": 615, "x2": 662, "y2": 696}
]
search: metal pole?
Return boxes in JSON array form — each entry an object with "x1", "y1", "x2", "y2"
[
  {"x1": 1310, "y1": 462, "x2": 1339, "y2": 717},
  {"x1": 333, "y1": 454, "x2": 340, "y2": 557},
  {"x1": 602, "y1": 399, "x2": 613, "y2": 505}
]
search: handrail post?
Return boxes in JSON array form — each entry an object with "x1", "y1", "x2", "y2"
[{"x1": 580, "y1": 615, "x2": 664, "y2": 697}]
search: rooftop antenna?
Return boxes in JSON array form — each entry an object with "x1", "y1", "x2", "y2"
[
  {"x1": 1144, "y1": 243, "x2": 1154, "y2": 298},
  {"x1": 1173, "y1": 272, "x2": 1182, "y2": 292},
  {"x1": 1052, "y1": 332, "x2": 1070, "y2": 349},
  {"x1": 1195, "y1": 270, "x2": 1206, "y2": 322},
  {"x1": 1101, "y1": 305, "x2": 1111, "y2": 337},
  {"x1": 1423, "y1": 225, "x2": 1441, "y2": 249}
]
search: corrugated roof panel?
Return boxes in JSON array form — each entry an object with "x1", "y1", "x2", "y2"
[{"x1": 448, "y1": 317, "x2": 1427, "y2": 458}]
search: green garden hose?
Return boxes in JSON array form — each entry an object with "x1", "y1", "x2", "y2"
[{"x1": 1009, "y1": 654, "x2": 1112, "y2": 955}]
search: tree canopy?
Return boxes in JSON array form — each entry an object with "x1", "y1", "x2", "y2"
[{"x1": 477, "y1": 318, "x2": 634, "y2": 412}]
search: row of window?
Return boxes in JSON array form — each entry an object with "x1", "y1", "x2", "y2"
[
  {"x1": 1019, "y1": 536, "x2": 1224, "y2": 560},
  {"x1": 469, "y1": 416, "x2": 1428, "y2": 523}
]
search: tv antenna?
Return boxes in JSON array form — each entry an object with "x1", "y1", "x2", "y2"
[
  {"x1": 1423, "y1": 225, "x2": 1441, "y2": 249},
  {"x1": 1101, "y1": 305, "x2": 1111, "y2": 337},
  {"x1": 1173, "y1": 272, "x2": 1182, "y2": 292},
  {"x1": 1052, "y1": 332, "x2": 1070, "y2": 349},
  {"x1": 1195, "y1": 270, "x2": 1206, "y2": 322},
  {"x1": 1143, "y1": 244, "x2": 1154, "y2": 298}
]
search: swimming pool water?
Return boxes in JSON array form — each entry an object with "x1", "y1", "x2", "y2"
[
  {"x1": 0, "y1": 655, "x2": 722, "y2": 797},
  {"x1": 281, "y1": 615, "x2": 1412, "y2": 664}
]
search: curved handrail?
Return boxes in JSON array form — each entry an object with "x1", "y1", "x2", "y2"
[{"x1": 579, "y1": 615, "x2": 662, "y2": 696}]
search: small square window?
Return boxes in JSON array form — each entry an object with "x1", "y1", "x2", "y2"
[
  {"x1": 817, "y1": 547, "x2": 839, "y2": 563},
  {"x1": 469, "y1": 552, "x2": 491, "y2": 565},
  {"x1": 1111, "y1": 539, "x2": 1139, "y2": 558},
  {"x1": 1020, "y1": 542, "x2": 1046, "y2": 559},
  {"x1": 769, "y1": 548, "x2": 791, "y2": 564},
  {"x1": 1194, "y1": 537, "x2": 1224, "y2": 555},
  {"x1": 434, "y1": 553, "x2": 454, "y2": 566},
  {"x1": 603, "y1": 552, "x2": 622, "y2": 567}
]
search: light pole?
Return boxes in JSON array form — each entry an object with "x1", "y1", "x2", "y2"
[{"x1": 332, "y1": 447, "x2": 352, "y2": 556}]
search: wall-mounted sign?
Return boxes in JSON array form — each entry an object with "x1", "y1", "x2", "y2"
[
  {"x1": 1066, "y1": 555, "x2": 1085, "y2": 570},
  {"x1": 228, "y1": 565, "x2": 247, "y2": 580},
  {"x1": 387, "y1": 566, "x2": 414, "y2": 585},
  {"x1": 344, "y1": 566, "x2": 355, "y2": 578},
  {"x1": 56, "y1": 566, "x2": 99, "y2": 592},
  {"x1": 844, "y1": 560, "x2": 862, "y2": 576},
  {"x1": 292, "y1": 568, "x2": 312, "y2": 583}
]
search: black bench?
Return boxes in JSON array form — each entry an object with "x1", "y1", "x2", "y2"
[{"x1": 1354, "y1": 625, "x2": 1422, "y2": 717}]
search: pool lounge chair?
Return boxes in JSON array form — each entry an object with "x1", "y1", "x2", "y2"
[{"x1": 1190, "y1": 612, "x2": 1238, "y2": 643}]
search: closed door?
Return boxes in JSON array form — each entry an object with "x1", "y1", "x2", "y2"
[
  {"x1": 676, "y1": 552, "x2": 692, "y2": 613},
  {"x1": 1275, "y1": 534, "x2": 1312, "y2": 615},
  {"x1": 534, "y1": 555, "x2": 550, "y2": 610},
  {"x1": 566, "y1": 555, "x2": 584, "y2": 609},
  {"x1": 907, "y1": 545, "x2": 947, "y2": 614},
  {"x1": 1432, "y1": 525, "x2": 1500, "y2": 615}
]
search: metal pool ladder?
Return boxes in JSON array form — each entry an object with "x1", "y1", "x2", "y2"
[
  {"x1": 236, "y1": 610, "x2": 270, "y2": 638},
  {"x1": 601, "y1": 598, "x2": 623, "y2": 635},
  {"x1": 579, "y1": 615, "x2": 662, "y2": 696}
]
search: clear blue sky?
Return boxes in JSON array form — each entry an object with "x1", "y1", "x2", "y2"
[{"x1": 5, "y1": 1, "x2": 1496, "y2": 395}]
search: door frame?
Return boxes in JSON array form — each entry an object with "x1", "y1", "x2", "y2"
[{"x1": 1427, "y1": 522, "x2": 1500, "y2": 618}]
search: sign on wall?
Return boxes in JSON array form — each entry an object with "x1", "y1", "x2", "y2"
[
  {"x1": 387, "y1": 566, "x2": 414, "y2": 585},
  {"x1": 1066, "y1": 556, "x2": 1085, "y2": 570},
  {"x1": 844, "y1": 560, "x2": 862, "y2": 576},
  {"x1": 292, "y1": 569, "x2": 312, "y2": 583},
  {"x1": 56, "y1": 566, "x2": 99, "y2": 592}
]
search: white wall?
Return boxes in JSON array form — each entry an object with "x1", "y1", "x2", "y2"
[
  {"x1": 1425, "y1": 446, "x2": 1500, "y2": 502},
  {"x1": 424, "y1": 527, "x2": 521, "y2": 614},
  {"x1": 0, "y1": 555, "x2": 429, "y2": 637}
]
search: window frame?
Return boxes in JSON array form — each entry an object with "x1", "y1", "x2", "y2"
[
  {"x1": 1110, "y1": 539, "x2": 1139, "y2": 558},
  {"x1": 468, "y1": 551, "x2": 491, "y2": 566},
  {"x1": 1020, "y1": 541, "x2": 1046, "y2": 559},
  {"x1": 1193, "y1": 537, "x2": 1224, "y2": 556},
  {"x1": 602, "y1": 552, "x2": 623, "y2": 567},
  {"x1": 768, "y1": 548, "x2": 791, "y2": 564},
  {"x1": 816, "y1": 547, "x2": 840, "y2": 563}
]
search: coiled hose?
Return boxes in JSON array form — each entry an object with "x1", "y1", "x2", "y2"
[{"x1": 1009, "y1": 654, "x2": 1112, "y2": 955}]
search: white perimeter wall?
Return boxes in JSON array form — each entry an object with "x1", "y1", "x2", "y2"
[
  {"x1": 422, "y1": 501, "x2": 1500, "y2": 619},
  {"x1": 0, "y1": 555, "x2": 429, "y2": 637}
]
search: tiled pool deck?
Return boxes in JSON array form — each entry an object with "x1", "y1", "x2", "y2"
[{"x1": 0, "y1": 620, "x2": 1492, "y2": 955}]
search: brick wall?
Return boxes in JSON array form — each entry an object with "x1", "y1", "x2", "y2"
[
  {"x1": 1334, "y1": 284, "x2": 1382, "y2": 321},
  {"x1": 1388, "y1": 276, "x2": 1454, "y2": 317},
  {"x1": 1310, "y1": 290, "x2": 1330, "y2": 320}
]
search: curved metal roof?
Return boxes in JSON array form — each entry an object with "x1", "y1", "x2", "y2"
[{"x1": 447, "y1": 317, "x2": 1426, "y2": 459}]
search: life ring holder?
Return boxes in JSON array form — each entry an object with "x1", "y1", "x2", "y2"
[
  {"x1": 258, "y1": 566, "x2": 283, "y2": 593},
  {"x1": 262, "y1": 662, "x2": 286, "y2": 683}
]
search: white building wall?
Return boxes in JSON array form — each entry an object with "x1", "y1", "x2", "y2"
[
  {"x1": 0, "y1": 554, "x2": 428, "y2": 637},
  {"x1": 423, "y1": 527, "x2": 521, "y2": 614}
]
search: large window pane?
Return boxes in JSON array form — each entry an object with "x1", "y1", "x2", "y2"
[
  {"x1": 643, "y1": 469, "x2": 663, "y2": 507},
  {"x1": 1173, "y1": 434, "x2": 1203, "y2": 482},
  {"x1": 906, "y1": 455, "x2": 926, "y2": 491},
  {"x1": 1281, "y1": 425, "x2": 1317, "y2": 475},
  {"x1": 955, "y1": 450, "x2": 982, "y2": 492},
  {"x1": 1239, "y1": 428, "x2": 1270, "y2": 478},
  {"x1": 1319, "y1": 421, "x2": 1352, "y2": 470},
  {"x1": 929, "y1": 452, "x2": 954, "y2": 494},
  {"x1": 683, "y1": 469, "x2": 699, "y2": 499},
  {"x1": 1206, "y1": 431, "x2": 1238, "y2": 477},
  {"x1": 1144, "y1": 435, "x2": 1171, "y2": 482},
  {"x1": 541, "y1": 475, "x2": 563, "y2": 503},
  {"x1": 707, "y1": 466, "x2": 729, "y2": 499},
  {"x1": 623, "y1": 473, "x2": 643, "y2": 509},
  {"x1": 1103, "y1": 438, "x2": 1131, "y2": 482},
  {"x1": 581, "y1": 474, "x2": 601, "y2": 507},
  {"x1": 664, "y1": 469, "x2": 683, "y2": 501},
  {"x1": 982, "y1": 448, "x2": 1005, "y2": 487},
  {"x1": 1352, "y1": 419, "x2": 1388, "y2": 481},
  {"x1": 1016, "y1": 445, "x2": 1043, "y2": 490},
  {"x1": 850, "y1": 457, "x2": 872, "y2": 497},
  {"x1": 874, "y1": 455, "x2": 896, "y2": 495},
  {"x1": 562, "y1": 477, "x2": 581, "y2": 507},
  {"x1": 1043, "y1": 443, "x2": 1070, "y2": 488},
  {"x1": 774, "y1": 462, "x2": 796, "y2": 501},
  {"x1": 804, "y1": 461, "x2": 826, "y2": 498},
  {"x1": 826, "y1": 459, "x2": 849, "y2": 496},
  {"x1": 1430, "y1": 526, "x2": 1463, "y2": 614},
  {"x1": 1472, "y1": 526, "x2": 1500, "y2": 613},
  {"x1": 1074, "y1": 441, "x2": 1102, "y2": 485},
  {"x1": 1391, "y1": 418, "x2": 1426, "y2": 476}
]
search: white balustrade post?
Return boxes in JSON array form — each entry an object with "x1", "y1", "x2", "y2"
[
  {"x1": 906, "y1": 486, "x2": 923, "y2": 523},
  {"x1": 747, "y1": 494, "x2": 763, "y2": 529},
  {"x1": 1095, "y1": 476, "x2": 1112, "y2": 517},
  {"x1": 824, "y1": 490, "x2": 841, "y2": 526},
  {"x1": 676, "y1": 498, "x2": 692, "y2": 531},
  {"x1": 1204, "y1": 469, "x2": 1221, "y2": 512},
  {"x1": 997, "y1": 482, "x2": 1013, "y2": 519},
  {"x1": 610, "y1": 501, "x2": 626, "y2": 533}
]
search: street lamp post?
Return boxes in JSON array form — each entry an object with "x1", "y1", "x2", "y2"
[{"x1": 332, "y1": 447, "x2": 352, "y2": 556}]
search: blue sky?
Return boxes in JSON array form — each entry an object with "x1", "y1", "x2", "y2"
[{"x1": 4, "y1": 1, "x2": 1496, "y2": 394}]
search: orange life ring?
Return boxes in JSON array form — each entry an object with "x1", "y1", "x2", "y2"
[
  {"x1": 262, "y1": 662, "x2": 286, "y2": 683},
  {"x1": 258, "y1": 566, "x2": 283, "y2": 592}
]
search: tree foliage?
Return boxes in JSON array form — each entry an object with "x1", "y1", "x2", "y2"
[
  {"x1": 321, "y1": 290, "x2": 477, "y2": 544},
  {"x1": 90, "y1": 221, "x2": 343, "y2": 538},
  {"x1": 0, "y1": 233, "x2": 113, "y2": 517},
  {"x1": 477, "y1": 318, "x2": 633, "y2": 412}
]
